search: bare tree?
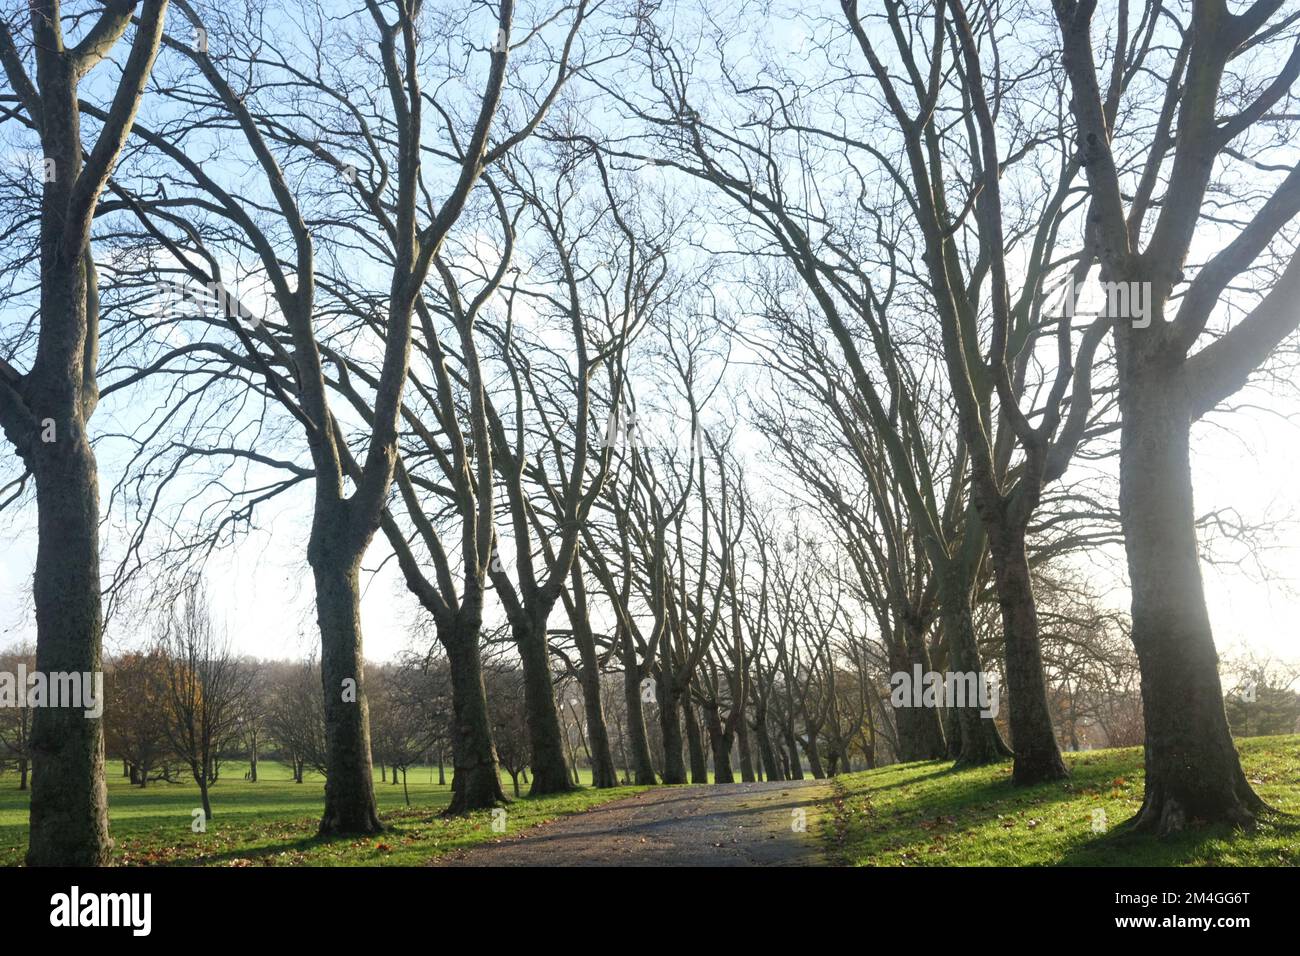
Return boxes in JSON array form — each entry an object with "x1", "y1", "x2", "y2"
[
  {"x1": 1055, "y1": 0, "x2": 1300, "y2": 830},
  {"x1": 264, "y1": 656, "x2": 327, "y2": 783},
  {"x1": 0, "y1": 642, "x2": 35, "y2": 789},
  {"x1": 0, "y1": 0, "x2": 168, "y2": 866},
  {"x1": 156, "y1": 580, "x2": 250, "y2": 822}
]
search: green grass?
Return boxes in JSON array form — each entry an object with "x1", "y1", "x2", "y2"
[
  {"x1": 822, "y1": 734, "x2": 1300, "y2": 866},
  {"x1": 0, "y1": 762, "x2": 647, "y2": 866}
]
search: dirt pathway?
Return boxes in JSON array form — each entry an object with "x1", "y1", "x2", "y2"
[{"x1": 432, "y1": 778, "x2": 835, "y2": 867}]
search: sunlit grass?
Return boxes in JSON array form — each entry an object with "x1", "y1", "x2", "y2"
[
  {"x1": 0, "y1": 761, "x2": 646, "y2": 866},
  {"x1": 823, "y1": 734, "x2": 1300, "y2": 866}
]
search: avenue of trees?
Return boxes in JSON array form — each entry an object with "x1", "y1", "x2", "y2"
[{"x1": 2, "y1": 0, "x2": 1300, "y2": 864}]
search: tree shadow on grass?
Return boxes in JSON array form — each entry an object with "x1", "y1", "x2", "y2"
[
  {"x1": 848, "y1": 762, "x2": 966, "y2": 796},
  {"x1": 1056, "y1": 809, "x2": 1300, "y2": 867}
]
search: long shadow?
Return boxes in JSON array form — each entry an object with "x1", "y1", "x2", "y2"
[
  {"x1": 1056, "y1": 809, "x2": 1300, "y2": 867},
  {"x1": 180, "y1": 830, "x2": 342, "y2": 867},
  {"x1": 844, "y1": 763, "x2": 963, "y2": 797},
  {"x1": 842, "y1": 755, "x2": 1300, "y2": 867}
]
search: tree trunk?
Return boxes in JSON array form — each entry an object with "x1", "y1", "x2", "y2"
[
  {"x1": 513, "y1": 615, "x2": 573, "y2": 795},
  {"x1": 655, "y1": 671, "x2": 687, "y2": 784},
  {"x1": 1120, "y1": 378, "x2": 1265, "y2": 833},
  {"x1": 987, "y1": 521, "x2": 1069, "y2": 784},
  {"x1": 574, "y1": 628, "x2": 618, "y2": 789},
  {"x1": 19, "y1": 759, "x2": 29, "y2": 792},
  {"x1": 800, "y1": 733, "x2": 826, "y2": 779},
  {"x1": 893, "y1": 622, "x2": 949, "y2": 761},
  {"x1": 683, "y1": 696, "x2": 709, "y2": 783},
  {"x1": 753, "y1": 711, "x2": 783, "y2": 781},
  {"x1": 704, "y1": 704, "x2": 734, "y2": 783},
  {"x1": 782, "y1": 722, "x2": 805, "y2": 779},
  {"x1": 620, "y1": 634, "x2": 657, "y2": 784},
  {"x1": 443, "y1": 622, "x2": 508, "y2": 813},
  {"x1": 736, "y1": 716, "x2": 756, "y2": 782},
  {"x1": 312, "y1": 552, "x2": 382, "y2": 835},
  {"x1": 26, "y1": 391, "x2": 110, "y2": 866},
  {"x1": 198, "y1": 772, "x2": 213, "y2": 824},
  {"x1": 939, "y1": 568, "x2": 1012, "y2": 768}
]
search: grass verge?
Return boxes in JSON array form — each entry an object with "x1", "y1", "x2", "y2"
[{"x1": 822, "y1": 734, "x2": 1300, "y2": 866}]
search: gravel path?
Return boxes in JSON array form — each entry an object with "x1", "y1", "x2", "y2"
[{"x1": 432, "y1": 778, "x2": 835, "y2": 867}]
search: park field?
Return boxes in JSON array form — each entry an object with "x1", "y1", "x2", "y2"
[
  {"x1": 824, "y1": 734, "x2": 1300, "y2": 866},
  {"x1": 4, "y1": 737, "x2": 1298, "y2": 866},
  {"x1": 0, "y1": 764, "x2": 646, "y2": 867}
]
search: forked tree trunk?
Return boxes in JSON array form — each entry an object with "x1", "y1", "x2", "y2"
[
  {"x1": 620, "y1": 636, "x2": 657, "y2": 785},
  {"x1": 513, "y1": 615, "x2": 573, "y2": 795},
  {"x1": 442, "y1": 622, "x2": 508, "y2": 813},
  {"x1": 1121, "y1": 377, "x2": 1265, "y2": 833},
  {"x1": 26, "y1": 375, "x2": 110, "y2": 866},
  {"x1": 312, "y1": 550, "x2": 382, "y2": 835},
  {"x1": 987, "y1": 522, "x2": 1069, "y2": 784}
]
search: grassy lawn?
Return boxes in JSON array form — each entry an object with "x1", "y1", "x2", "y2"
[
  {"x1": 823, "y1": 734, "x2": 1300, "y2": 866},
  {"x1": 0, "y1": 762, "x2": 647, "y2": 867}
]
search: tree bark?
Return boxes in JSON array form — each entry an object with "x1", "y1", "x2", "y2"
[
  {"x1": 939, "y1": 568, "x2": 1012, "y2": 768},
  {"x1": 735, "y1": 715, "x2": 756, "y2": 782},
  {"x1": 781, "y1": 720, "x2": 805, "y2": 779},
  {"x1": 753, "y1": 710, "x2": 783, "y2": 781},
  {"x1": 894, "y1": 621, "x2": 948, "y2": 761},
  {"x1": 1121, "y1": 377, "x2": 1265, "y2": 832},
  {"x1": 682, "y1": 695, "x2": 709, "y2": 783},
  {"x1": 987, "y1": 521, "x2": 1069, "y2": 784},
  {"x1": 572, "y1": 619, "x2": 618, "y2": 789},
  {"x1": 513, "y1": 615, "x2": 573, "y2": 795},
  {"x1": 197, "y1": 773, "x2": 212, "y2": 823},
  {"x1": 312, "y1": 550, "x2": 382, "y2": 835},
  {"x1": 26, "y1": 395, "x2": 110, "y2": 866},
  {"x1": 620, "y1": 634, "x2": 657, "y2": 785},
  {"x1": 655, "y1": 671, "x2": 687, "y2": 784},
  {"x1": 443, "y1": 622, "x2": 508, "y2": 813},
  {"x1": 800, "y1": 733, "x2": 826, "y2": 779},
  {"x1": 703, "y1": 704, "x2": 734, "y2": 783}
]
